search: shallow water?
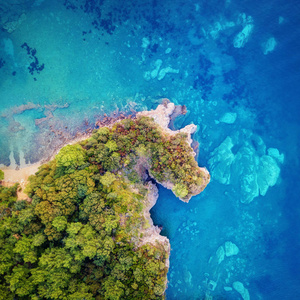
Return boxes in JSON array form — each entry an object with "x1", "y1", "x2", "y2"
[{"x1": 0, "y1": 0, "x2": 299, "y2": 299}]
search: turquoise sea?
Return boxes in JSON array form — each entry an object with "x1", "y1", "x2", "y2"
[{"x1": 1, "y1": 0, "x2": 299, "y2": 299}]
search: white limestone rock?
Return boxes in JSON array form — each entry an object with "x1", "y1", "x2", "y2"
[
  {"x1": 262, "y1": 37, "x2": 277, "y2": 55},
  {"x1": 219, "y1": 112, "x2": 237, "y2": 124},
  {"x1": 138, "y1": 101, "x2": 175, "y2": 130},
  {"x1": 225, "y1": 241, "x2": 239, "y2": 257},
  {"x1": 233, "y1": 281, "x2": 250, "y2": 300},
  {"x1": 216, "y1": 246, "x2": 225, "y2": 264},
  {"x1": 137, "y1": 101, "x2": 199, "y2": 148}
]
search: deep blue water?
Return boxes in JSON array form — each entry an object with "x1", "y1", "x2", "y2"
[{"x1": 0, "y1": 0, "x2": 299, "y2": 299}]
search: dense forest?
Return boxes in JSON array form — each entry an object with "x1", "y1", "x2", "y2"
[{"x1": 0, "y1": 115, "x2": 209, "y2": 299}]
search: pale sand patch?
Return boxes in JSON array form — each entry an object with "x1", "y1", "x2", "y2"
[
  {"x1": 0, "y1": 131, "x2": 93, "y2": 201},
  {"x1": 0, "y1": 135, "x2": 90, "y2": 200},
  {"x1": 1, "y1": 162, "x2": 41, "y2": 200},
  {"x1": 0, "y1": 119, "x2": 120, "y2": 200}
]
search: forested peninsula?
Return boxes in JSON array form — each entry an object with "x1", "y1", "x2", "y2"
[{"x1": 0, "y1": 101, "x2": 210, "y2": 299}]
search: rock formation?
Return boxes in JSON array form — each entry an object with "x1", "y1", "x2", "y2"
[{"x1": 208, "y1": 129, "x2": 283, "y2": 203}]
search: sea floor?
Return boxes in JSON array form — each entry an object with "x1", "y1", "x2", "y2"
[{"x1": 0, "y1": 0, "x2": 300, "y2": 299}]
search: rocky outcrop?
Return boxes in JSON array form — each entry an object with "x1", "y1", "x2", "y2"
[
  {"x1": 2, "y1": 101, "x2": 209, "y2": 297},
  {"x1": 138, "y1": 182, "x2": 170, "y2": 268},
  {"x1": 137, "y1": 99, "x2": 197, "y2": 149},
  {"x1": 137, "y1": 99, "x2": 210, "y2": 202},
  {"x1": 135, "y1": 98, "x2": 210, "y2": 257}
]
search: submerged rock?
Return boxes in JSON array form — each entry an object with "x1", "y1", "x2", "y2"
[
  {"x1": 234, "y1": 146, "x2": 260, "y2": 203},
  {"x1": 208, "y1": 136, "x2": 235, "y2": 185},
  {"x1": 267, "y1": 147, "x2": 285, "y2": 164},
  {"x1": 157, "y1": 67, "x2": 179, "y2": 80},
  {"x1": 233, "y1": 14, "x2": 254, "y2": 48},
  {"x1": 183, "y1": 267, "x2": 193, "y2": 285},
  {"x1": 262, "y1": 37, "x2": 277, "y2": 55},
  {"x1": 219, "y1": 112, "x2": 237, "y2": 124},
  {"x1": 233, "y1": 24, "x2": 254, "y2": 48},
  {"x1": 208, "y1": 280, "x2": 217, "y2": 291},
  {"x1": 233, "y1": 281, "x2": 250, "y2": 300},
  {"x1": 208, "y1": 131, "x2": 283, "y2": 203},
  {"x1": 225, "y1": 241, "x2": 239, "y2": 257},
  {"x1": 144, "y1": 60, "x2": 179, "y2": 81},
  {"x1": 151, "y1": 59, "x2": 163, "y2": 79},
  {"x1": 216, "y1": 245, "x2": 225, "y2": 264},
  {"x1": 257, "y1": 155, "x2": 280, "y2": 196}
]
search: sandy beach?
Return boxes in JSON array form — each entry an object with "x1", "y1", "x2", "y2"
[
  {"x1": 1, "y1": 162, "x2": 41, "y2": 200},
  {"x1": 0, "y1": 132, "x2": 93, "y2": 200},
  {"x1": 0, "y1": 112, "x2": 134, "y2": 200}
]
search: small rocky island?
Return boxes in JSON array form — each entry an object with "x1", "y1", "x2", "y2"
[{"x1": 0, "y1": 101, "x2": 209, "y2": 299}]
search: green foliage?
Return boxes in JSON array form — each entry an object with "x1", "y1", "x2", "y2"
[
  {"x1": 0, "y1": 114, "x2": 208, "y2": 299},
  {"x1": 0, "y1": 169, "x2": 4, "y2": 181},
  {"x1": 52, "y1": 216, "x2": 67, "y2": 231},
  {"x1": 105, "y1": 140, "x2": 118, "y2": 152},
  {"x1": 0, "y1": 184, "x2": 18, "y2": 220},
  {"x1": 173, "y1": 183, "x2": 188, "y2": 198},
  {"x1": 56, "y1": 144, "x2": 87, "y2": 173},
  {"x1": 100, "y1": 172, "x2": 116, "y2": 186}
]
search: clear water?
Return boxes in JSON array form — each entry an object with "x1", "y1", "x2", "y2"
[{"x1": 0, "y1": 0, "x2": 299, "y2": 299}]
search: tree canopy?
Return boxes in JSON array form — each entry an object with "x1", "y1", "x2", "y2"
[{"x1": 0, "y1": 115, "x2": 209, "y2": 299}]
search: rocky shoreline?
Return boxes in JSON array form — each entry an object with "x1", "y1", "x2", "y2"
[
  {"x1": 1, "y1": 106, "x2": 138, "y2": 200},
  {"x1": 1, "y1": 100, "x2": 210, "y2": 296},
  {"x1": 2, "y1": 99, "x2": 209, "y2": 206},
  {"x1": 138, "y1": 99, "x2": 210, "y2": 202}
]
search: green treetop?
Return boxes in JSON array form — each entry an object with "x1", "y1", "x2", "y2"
[{"x1": 0, "y1": 112, "x2": 209, "y2": 299}]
